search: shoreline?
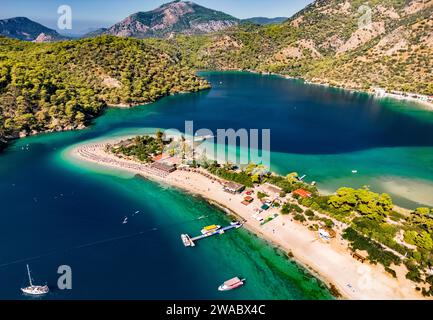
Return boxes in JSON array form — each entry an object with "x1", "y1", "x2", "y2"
[
  {"x1": 226, "y1": 69, "x2": 433, "y2": 110},
  {"x1": 0, "y1": 85, "x2": 212, "y2": 150},
  {"x1": 168, "y1": 188, "x2": 341, "y2": 298},
  {"x1": 202, "y1": 197, "x2": 343, "y2": 298},
  {"x1": 67, "y1": 138, "x2": 425, "y2": 300},
  {"x1": 2, "y1": 70, "x2": 431, "y2": 153}
]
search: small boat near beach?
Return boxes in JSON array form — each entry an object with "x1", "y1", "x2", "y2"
[
  {"x1": 181, "y1": 234, "x2": 195, "y2": 247},
  {"x1": 201, "y1": 225, "x2": 221, "y2": 235},
  {"x1": 218, "y1": 277, "x2": 246, "y2": 291},
  {"x1": 21, "y1": 264, "x2": 49, "y2": 296},
  {"x1": 181, "y1": 222, "x2": 243, "y2": 247},
  {"x1": 352, "y1": 170, "x2": 358, "y2": 174},
  {"x1": 231, "y1": 221, "x2": 243, "y2": 229}
]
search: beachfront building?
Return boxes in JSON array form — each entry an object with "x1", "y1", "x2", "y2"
[
  {"x1": 292, "y1": 189, "x2": 312, "y2": 199},
  {"x1": 223, "y1": 181, "x2": 245, "y2": 194},
  {"x1": 150, "y1": 161, "x2": 177, "y2": 174},
  {"x1": 242, "y1": 196, "x2": 254, "y2": 206},
  {"x1": 261, "y1": 204, "x2": 270, "y2": 211},
  {"x1": 152, "y1": 154, "x2": 166, "y2": 162},
  {"x1": 261, "y1": 183, "x2": 283, "y2": 197}
]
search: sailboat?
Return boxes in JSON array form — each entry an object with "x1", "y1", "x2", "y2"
[{"x1": 21, "y1": 264, "x2": 49, "y2": 296}]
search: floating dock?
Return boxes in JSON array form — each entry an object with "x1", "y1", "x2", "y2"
[{"x1": 181, "y1": 222, "x2": 242, "y2": 247}]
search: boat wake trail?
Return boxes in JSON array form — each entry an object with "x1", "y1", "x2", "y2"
[{"x1": 0, "y1": 215, "x2": 209, "y2": 269}]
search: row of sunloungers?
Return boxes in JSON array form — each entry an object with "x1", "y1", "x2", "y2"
[
  {"x1": 77, "y1": 144, "x2": 171, "y2": 179},
  {"x1": 178, "y1": 167, "x2": 224, "y2": 185}
]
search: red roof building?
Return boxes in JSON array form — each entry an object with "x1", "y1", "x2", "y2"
[
  {"x1": 292, "y1": 189, "x2": 312, "y2": 198},
  {"x1": 152, "y1": 154, "x2": 164, "y2": 162},
  {"x1": 244, "y1": 196, "x2": 254, "y2": 203}
]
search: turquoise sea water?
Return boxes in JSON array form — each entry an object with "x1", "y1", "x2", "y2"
[{"x1": 1, "y1": 71, "x2": 433, "y2": 299}]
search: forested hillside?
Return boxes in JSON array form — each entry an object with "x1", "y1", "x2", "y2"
[
  {"x1": 0, "y1": 36, "x2": 209, "y2": 146},
  {"x1": 175, "y1": 0, "x2": 433, "y2": 95},
  {"x1": 1, "y1": 0, "x2": 432, "y2": 150}
]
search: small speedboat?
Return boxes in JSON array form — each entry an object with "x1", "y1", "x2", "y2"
[
  {"x1": 231, "y1": 221, "x2": 243, "y2": 229},
  {"x1": 352, "y1": 170, "x2": 358, "y2": 174},
  {"x1": 21, "y1": 264, "x2": 49, "y2": 296},
  {"x1": 218, "y1": 277, "x2": 245, "y2": 291},
  {"x1": 122, "y1": 217, "x2": 128, "y2": 224}
]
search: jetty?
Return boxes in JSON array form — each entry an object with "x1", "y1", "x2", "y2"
[{"x1": 181, "y1": 222, "x2": 242, "y2": 247}]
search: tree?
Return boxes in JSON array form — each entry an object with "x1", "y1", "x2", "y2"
[
  {"x1": 328, "y1": 187, "x2": 358, "y2": 213},
  {"x1": 408, "y1": 207, "x2": 433, "y2": 233},
  {"x1": 244, "y1": 163, "x2": 257, "y2": 175},
  {"x1": 251, "y1": 174, "x2": 260, "y2": 184},
  {"x1": 75, "y1": 111, "x2": 85, "y2": 123},
  {"x1": 405, "y1": 230, "x2": 433, "y2": 251},
  {"x1": 286, "y1": 172, "x2": 299, "y2": 184},
  {"x1": 328, "y1": 187, "x2": 393, "y2": 220},
  {"x1": 156, "y1": 129, "x2": 164, "y2": 141}
]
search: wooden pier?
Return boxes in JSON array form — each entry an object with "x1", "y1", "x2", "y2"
[{"x1": 181, "y1": 222, "x2": 242, "y2": 247}]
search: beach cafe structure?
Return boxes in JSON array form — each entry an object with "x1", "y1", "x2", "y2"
[
  {"x1": 223, "y1": 181, "x2": 245, "y2": 194},
  {"x1": 261, "y1": 183, "x2": 283, "y2": 197},
  {"x1": 150, "y1": 161, "x2": 177, "y2": 174}
]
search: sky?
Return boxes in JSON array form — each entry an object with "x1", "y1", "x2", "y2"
[{"x1": 0, "y1": 0, "x2": 314, "y2": 34}]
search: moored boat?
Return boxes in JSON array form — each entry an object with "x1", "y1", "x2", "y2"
[
  {"x1": 21, "y1": 264, "x2": 49, "y2": 296},
  {"x1": 218, "y1": 277, "x2": 246, "y2": 291},
  {"x1": 231, "y1": 221, "x2": 242, "y2": 229},
  {"x1": 201, "y1": 225, "x2": 221, "y2": 235},
  {"x1": 181, "y1": 234, "x2": 195, "y2": 247}
]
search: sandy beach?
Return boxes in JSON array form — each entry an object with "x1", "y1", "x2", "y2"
[{"x1": 68, "y1": 139, "x2": 425, "y2": 300}]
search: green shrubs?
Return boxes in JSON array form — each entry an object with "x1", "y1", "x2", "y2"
[
  {"x1": 343, "y1": 228, "x2": 401, "y2": 268},
  {"x1": 281, "y1": 203, "x2": 304, "y2": 215},
  {"x1": 208, "y1": 167, "x2": 254, "y2": 187},
  {"x1": 294, "y1": 213, "x2": 307, "y2": 223}
]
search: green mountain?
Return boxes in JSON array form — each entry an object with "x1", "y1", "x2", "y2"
[
  {"x1": 0, "y1": 17, "x2": 66, "y2": 42},
  {"x1": 176, "y1": 0, "x2": 433, "y2": 95},
  {"x1": 1, "y1": 0, "x2": 432, "y2": 149},
  {"x1": 0, "y1": 36, "x2": 209, "y2": 144},
  {"x1": 89, "y1": 0, "x2": 239, "y2": 38},
  {"x1": 241, "y1": 17, "x2": 288, "y2": 25}
]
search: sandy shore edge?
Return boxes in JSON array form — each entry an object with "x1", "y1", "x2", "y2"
[{"x1": 66, "y1": 138, "x2": 425, "y2": 300}]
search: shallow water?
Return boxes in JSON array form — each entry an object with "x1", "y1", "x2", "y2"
[{"x1": 0, "y1": 71, "x2": 432, "y2": 299}]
